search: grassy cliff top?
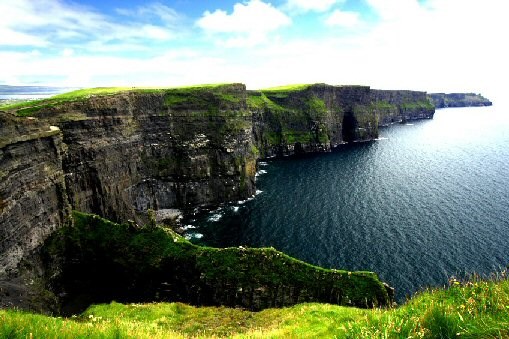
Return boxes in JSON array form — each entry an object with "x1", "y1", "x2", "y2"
[
  {"x1": 2, "y1": 274, "x2": 508, "y2": 338},
  {"x1": 261, "y1": 84, "x2": 312, "y2": 92},
  {"x1": 0, "y1": 84, "x2": 242, "y2": 114}
]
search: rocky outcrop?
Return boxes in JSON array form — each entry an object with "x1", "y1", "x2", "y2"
[
  {"x1": 1, "y1": 83, "x2": 434, "y2": 224},
  {"x1": 428, "y1": 93, "x2": 492, "y2": 108},
  {"x1": 0, "y1": 113, "x2": 69, "y2": 277}
]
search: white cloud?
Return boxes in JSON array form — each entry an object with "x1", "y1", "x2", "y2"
[
  {"x1": 62, "y1": 48, "x2": 74, "y2": 57},
  {"x1": 0, "y1": 0, "x2": 177, "y2": 49},
  {"x1": 285, "y1": 0, "x2": 343, "y2": 12},
  {"x1": 325, "y1": 10, "x2": 360, "y2": 28},
  {"x1": 197, "y1": 0, "x2": 291, "y2": 47},
  {"x1": 116, "y1": 2, "x2": 181, "y2": 24},
  {"x1": 139, "y1": 25, "x2": 175, "y2": 40},
  {"x1": 365, "y1": 0, "x2": 422, "y2": 21},
  {"x1": 0, "y1": 27, "x2": 46, "y2": 47}
]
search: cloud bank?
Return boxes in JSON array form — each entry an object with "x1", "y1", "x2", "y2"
[{"x1": 0, "y1": 0, "x2": 507, "y2": 104}]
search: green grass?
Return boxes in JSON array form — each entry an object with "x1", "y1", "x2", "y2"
[
  {"x1": 261, "y1": 84, "x2": 311, "y2": 91},
  {"x1": 0, "y1": 87, "x2": 130, "y2": 112},
  {"x1": 0, "y1": 84, "x2": 242, "y2": 117},
  {"x1": 400, "y1": 100, "x2": 434, "y2": 111},
  {"x1": 2, "y1": 274, "x2": 508, "y2": 338}
]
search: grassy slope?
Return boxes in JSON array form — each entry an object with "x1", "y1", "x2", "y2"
[{"x1": 1, "y1": 277, "x2": 508, "y2": 338}]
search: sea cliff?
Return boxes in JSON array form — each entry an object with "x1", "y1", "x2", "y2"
[
  {"x1": 428, "y1": 93, "x2": 492, "y2": 108},
  {"x1": 0, "y1": 83, "x2": 433, "y2": 312}
]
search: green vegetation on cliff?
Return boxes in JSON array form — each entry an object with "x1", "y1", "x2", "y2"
[
  {"x1": 247, "y1": 85, "x2": 333, "y2": 150},
  {"x1": 2, "y1": 274, "x2": 508, "y2": 338},
  {"x1": 43, "y1": 211, "x2": 390, "y2": 313}
]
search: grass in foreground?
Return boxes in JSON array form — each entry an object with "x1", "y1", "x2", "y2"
[{"x1": 1, "y1": 275, "x2": 508, "y2": 338}]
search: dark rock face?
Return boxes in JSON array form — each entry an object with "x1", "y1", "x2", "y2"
[
  {"x1": 0, "y1": 113, "x2": 68, "y2": 277},
  {"x1": 370, "y1": 90, "x2": 435, "y2": 125},
  {"x1": 428, "y1": 93, "x2": 492, "y2": 108},
  {"x1": 44, "y1": 85, "x2": 257, "y2": 224}
]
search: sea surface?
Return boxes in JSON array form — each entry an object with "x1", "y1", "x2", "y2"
[
  {"x1": 0, "y1": 85, "x2": 76, "y2": 100},
  {"x1": 184, "y1": 106, "x2": 509, "y2": 301}
]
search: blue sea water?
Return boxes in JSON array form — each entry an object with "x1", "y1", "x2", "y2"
[
  {"x1": 185, "y1": 106, "x2": 509, "y2": 301},
  {"x1": 0, "y1": 85, "x2": 76, "y2": 100}
]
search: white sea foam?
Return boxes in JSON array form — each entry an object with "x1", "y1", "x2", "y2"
[
  {"x1": 232, "y1": 206, "x2": 240, "y2": 212},
  {"x1": 259, "y1": 161, "x2": 268, "y2": 166},
  {"x1": 184, "y1": 233, "x2": 204, "y2": 240},
  {"x1": 256, "y1": 189, "x2": 263, "y2": 195},
  {"x1": 208, "y1": 213, "x2": 223, "y2": 222},
  {"x1": 255, "y1": 169, "x2": 268, "y2": 178},
  {"x1": 238, "y1": 196, "x2": 255, "y2": 205},
  {"x1": 181, "y1": 225, "x2": 197, "y2": 231}
]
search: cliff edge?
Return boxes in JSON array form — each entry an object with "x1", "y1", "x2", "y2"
[{"x1": 428, "y1": 93, "x2": 492, "y2": 108}]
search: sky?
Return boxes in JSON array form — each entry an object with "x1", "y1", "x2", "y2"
[{"x1": 0, "y1": 0, "x2": 507, "y2": 102}]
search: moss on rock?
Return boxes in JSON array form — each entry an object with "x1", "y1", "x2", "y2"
[{"x1": 44, "y1": 211, "x2": 392, "y2": 314}]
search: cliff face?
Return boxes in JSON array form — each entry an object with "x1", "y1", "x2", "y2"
[
  {"x1": 35, "y1": 84, "x2": 257, "y2": 224},
  {"x1": 250, "y1": 84, "x2": 434, "y2": 157},
  {"x1": 428, "y1": 93, "x2": 492, "y2": 108},
  {"x1": 0, "y1": 113, "x2": 68, "y2": 277},
  {"x1": 370, "y1": 90, "x2": 435, "y2": 125}
]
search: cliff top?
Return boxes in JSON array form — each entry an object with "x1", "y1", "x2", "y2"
[
  {"x1": 0, "y1": 83, "x2": 246, "y2": 117},
  {"x1": 261, "y1": 84, "x2": 312, "y2": 92}
]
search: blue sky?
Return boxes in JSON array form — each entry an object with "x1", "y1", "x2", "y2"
[{"x1": 0, "y1": 0, "x2": 507, "y2": 101}]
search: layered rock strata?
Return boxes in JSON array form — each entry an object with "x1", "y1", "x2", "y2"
[{"x1": 0, "y1": 113, "x2": 68, "y2": 277}]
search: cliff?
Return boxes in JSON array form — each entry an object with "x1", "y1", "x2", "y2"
[
  {"x1": 249, "y1": 84, "x2": 433, "y2": 157},
  {"x1": 0, "y1": 113, "x2": 69, "y2": 277},
  {"x1": 428, "y1": 93, "x2": 492, "y2": 108},
  {"x1": 0, "y1": 83, "x2": 432, "y2": 312},
  {"x1": 3, "y1": 85, "x2": 257, "y2": 226}
]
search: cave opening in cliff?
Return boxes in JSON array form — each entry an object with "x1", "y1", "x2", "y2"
[{"x1": 342, "y1": 114, "x2": 357, "y2": 143}]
